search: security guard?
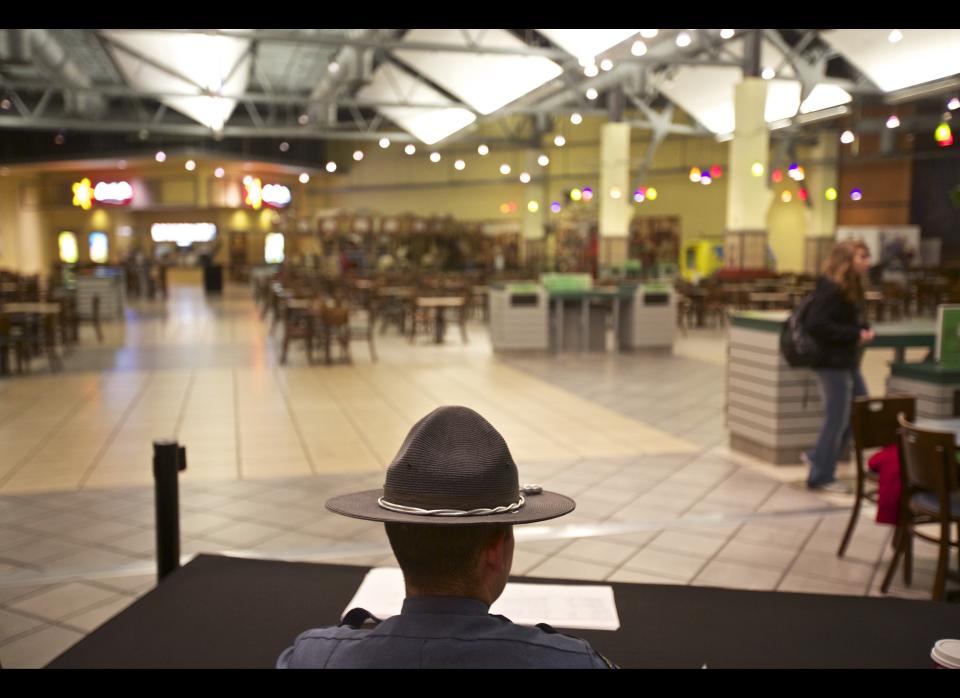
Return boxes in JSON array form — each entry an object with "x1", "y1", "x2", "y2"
[{"x1": 277, "y1": 406, "x2": 615, "y2": 669}]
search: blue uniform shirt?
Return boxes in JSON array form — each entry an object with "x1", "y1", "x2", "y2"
[{"x1": 277, "y1": 596, "x2": 612, "y2": 669}]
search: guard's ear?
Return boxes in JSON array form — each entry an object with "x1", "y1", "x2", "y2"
[{"x1": 480, "y1": 527, "x2": 510, "y2": 571}]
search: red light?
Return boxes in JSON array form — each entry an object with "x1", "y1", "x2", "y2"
[
  {"x1": 709, "y1": 165, "x2": 722, "y2": 179},
  {"x1": 771, "y1": 169, "x2": 783, "y2": 183},
  {"x1": 798, "y1": 188, "x2": 808, "y2": 201}
]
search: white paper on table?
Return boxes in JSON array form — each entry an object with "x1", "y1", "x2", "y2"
[{"x1": 343, "y1": 567, "x2": 620, "y2": 632}]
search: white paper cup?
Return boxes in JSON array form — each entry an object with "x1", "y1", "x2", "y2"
[{"x1": 931, "y1": 639, "x2": 960, "y2": 669}]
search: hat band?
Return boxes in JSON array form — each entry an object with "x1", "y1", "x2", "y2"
[{"x1": 377, "y1": 494, "x2": 525, "y2": 517}]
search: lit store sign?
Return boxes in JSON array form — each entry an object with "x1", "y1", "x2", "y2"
[
  {"x1": 150, "y1": 223, "x2": 217, "y2": 247},
  {"x1": 94, "y1": 181, "x2": 133, "y2": 205},
  {"x1": 243, "y1": 177, "x2": 291, "y2": 210},
  {"x1": 71, "y1": 178, "x2": 134, "y2": 209}
]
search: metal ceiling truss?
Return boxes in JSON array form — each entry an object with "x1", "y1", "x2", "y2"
[{"x1": 0, "y1": 28, "x2": 922, "y2": 151}]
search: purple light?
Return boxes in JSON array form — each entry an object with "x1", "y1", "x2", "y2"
[
  {"x1": 850, "y1": 188, "x2": 863, "y2": 201},
  {"x1": 550, "y1": 201, "x2": 561, "y2": 213}
]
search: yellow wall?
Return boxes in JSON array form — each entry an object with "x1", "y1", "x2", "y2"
[
  {"x1": 0, "y1": 176, "x2": 21, "y2": 268},
  {"x1": 766, "y1": 180, "x2": 810, "y2": 273},
  {"x1": 311, "y1": 115, "x2": 730, "y2": 245},
  {"x1": 1, "y1": 120, "x2": 733, "y2": 272}
]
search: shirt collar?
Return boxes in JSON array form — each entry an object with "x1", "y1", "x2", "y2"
[{"x1": 401, "y1": 596, "x2": 491, "y2": 616}]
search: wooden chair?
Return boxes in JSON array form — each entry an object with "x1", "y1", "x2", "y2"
[
  {"x1": 87, "y1": 294, "x2": 103, "y2": 344},
  {"x1": 880, "y1": 414, "x2": 960, "y2": 601},
  {"x1": 315, "y1": 304, "x2": 352, "y2": 364},
  {"x1": 346, "y1": 300, "x2": 377, "y2": 363},
  {"x1": 0, "y1": 315, "x2": 28, "y2": 375},
  {"x1": 280, "y1": 302, "x2": 313, "y2": 365},
  {"x1": 837, "y1": 396, "x2": 916, "y2": 557}
]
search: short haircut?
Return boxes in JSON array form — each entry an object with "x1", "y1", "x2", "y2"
[{"x1": 385, "y1": 523, "x2": 510, "y2": 592}]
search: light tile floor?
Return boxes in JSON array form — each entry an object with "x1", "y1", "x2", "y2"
[{"x1": 0, "y1": 284, "x2": 954, "y2": 667}]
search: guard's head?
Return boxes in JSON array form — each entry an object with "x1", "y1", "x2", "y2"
[{"x1": 325, "y1": 406, "x2": 576, "y2": 599}]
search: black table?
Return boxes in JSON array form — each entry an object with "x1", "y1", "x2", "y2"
[{"x1": 46, "y1": 554, "x2": 960, "y2": 669}]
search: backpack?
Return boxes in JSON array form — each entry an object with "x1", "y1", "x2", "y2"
[{"x1": 779, "y1": 294, "x2": 823, "y2": 367}]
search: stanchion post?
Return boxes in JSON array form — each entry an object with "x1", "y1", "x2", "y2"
[{"x1": 153, "y1": 438, "x2": 187, "y2": 581}]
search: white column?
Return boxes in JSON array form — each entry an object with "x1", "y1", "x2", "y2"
[
  {"x1": 725, "y1": 78, "x2": 772, "y2": 269},
  {"x1": 598, "y1": 122, "x2": 632, "y2": 270}
]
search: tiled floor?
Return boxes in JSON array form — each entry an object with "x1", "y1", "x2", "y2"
[{"x1": 0, "y1": 283, "x2": 954, "y2": 667}]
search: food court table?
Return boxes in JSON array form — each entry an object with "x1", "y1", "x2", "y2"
[
  {"x1": 412, "y1": 296, "x2": 467, "y2": 344},
  {"x1": 47, "y1": 553, "x2": 960, "y2": 669}
]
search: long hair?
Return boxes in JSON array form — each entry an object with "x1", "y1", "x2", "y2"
[{"x1": 822, "y1": 239, "x2": 868, "y2": 303}]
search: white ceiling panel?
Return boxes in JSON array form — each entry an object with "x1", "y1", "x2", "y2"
[
  {"x1": 821, "y1": 29, "x2": 960, "y2": 92},
  {"x1": 660, "y1": 36, "x2": 850, "y2": 134},
  {"x1": 356, "y1": 61, "x2": 476, "y2": 145},
  {"x1": 393, "y1": 29, "x2": 563, "y2": 116},
  {"x1": 103, "y1": 30, "x2": 251, "y2": 130},
  {"x1": 799, "y1": 83, "x2": 852, "y2": 114},
  {"x1": 536, "y1": 29, "x2": 640, "y2": 63}
]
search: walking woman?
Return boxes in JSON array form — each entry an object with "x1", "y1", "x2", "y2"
[{"x1": 802, "y1": 239, "x2": 875, "y2": 493}]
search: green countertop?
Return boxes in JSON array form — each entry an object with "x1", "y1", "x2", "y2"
[
  {"x1": 890, "y1": 362, "x2": 960, "y2": 383},
  {"x1": 730, "y1": 311, "x2": 934, "y2": 348}
]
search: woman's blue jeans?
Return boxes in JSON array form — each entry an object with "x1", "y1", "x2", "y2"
[{"x1": 805, "y1": 368, "x2": 868, "y2": 487}]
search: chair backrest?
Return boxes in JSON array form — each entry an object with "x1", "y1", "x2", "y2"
[
  {"x1": 896, "y1": 413, "x2": 960, "y2": 496},
  {"x1": 321, "y1": 305, "x2": 349, "y2": 327},
  {"x1": 852, "y1": 396, "x2": 916, "y2": 451}
]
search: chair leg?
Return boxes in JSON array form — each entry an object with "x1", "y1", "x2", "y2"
[
  {"x1": 932, "y1": 519, "x2": 951, "y2": 602},
  {"x1": 367, "y1": 331, "x2": 377, "y2": 363},
  {"x1": 837, "y1": 482, "x2": 865, "y2": 557},
  {"x1": 904, "y1": 534, "x2": 913, "y2": 585},
  {"x1": 280, "y1": 334, "x2": 289, "y2": 364},
  {"x1": 881, "y1": 523, "x2": 909, "y2": 593}
]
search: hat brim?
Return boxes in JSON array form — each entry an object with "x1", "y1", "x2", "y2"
[{"x1": 326, "y1": 489, "x2": 576, "y2": 525}]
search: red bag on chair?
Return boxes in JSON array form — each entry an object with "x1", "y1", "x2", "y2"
[{"x1": 867, "y1": 444, "x2": 901, "y2": 525}]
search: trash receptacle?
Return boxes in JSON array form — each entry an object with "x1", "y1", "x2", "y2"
[{"x1": 203, "y1": 265, "x2": 223, "y2": 294}]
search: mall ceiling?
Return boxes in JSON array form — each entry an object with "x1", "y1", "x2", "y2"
[{"x1": 0, "y1": 29, "x2": 957, "y2": 165}]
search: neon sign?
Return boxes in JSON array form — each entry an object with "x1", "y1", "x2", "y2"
[
  {"x1": 72, "y1": 178, "x2": 133, "y2": 208},
  {"x1": 71, "y1": 178, "x2": 94, "y2": 210},
  {"x1": 93, "y1": 181, "x2": 133, "y2": 205},
  {"x1": 243, "y1": 177, "x2": 291, "y2": 209},
  {"x1": 244, "y1": 177, "x2": 263, "y2": 209},
  {"x1": 262, "y1": 184, "x2": 291, "y2": 208}
]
